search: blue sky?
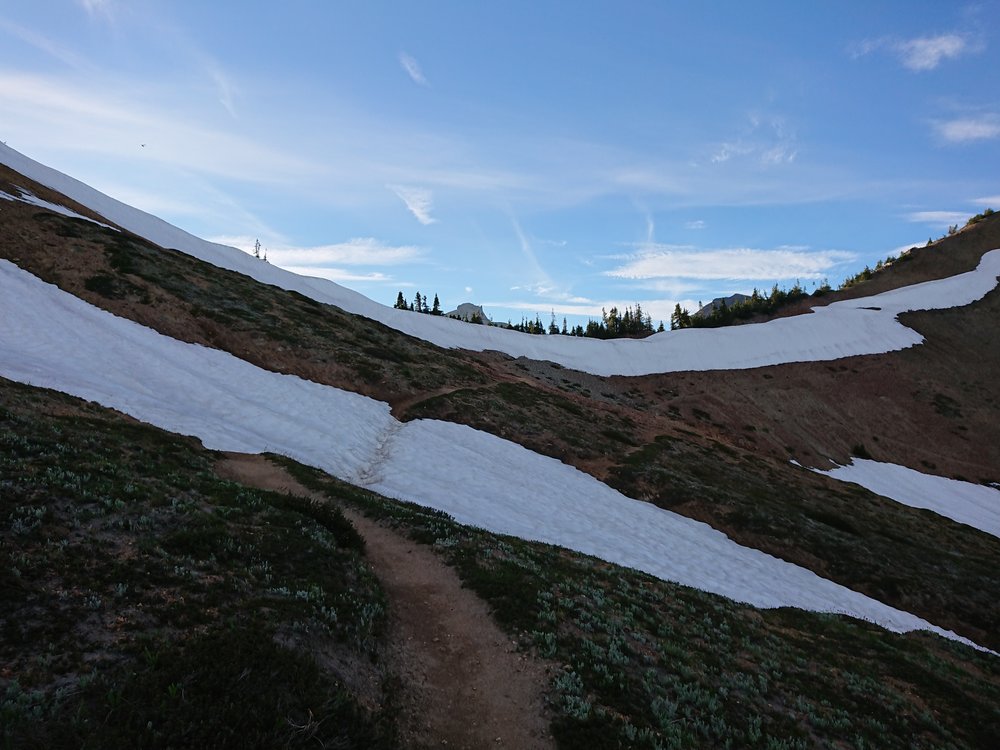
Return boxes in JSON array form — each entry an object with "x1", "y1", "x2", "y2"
[{"x1": 2, "y1": 1, "x2": 998, "y2": 326}]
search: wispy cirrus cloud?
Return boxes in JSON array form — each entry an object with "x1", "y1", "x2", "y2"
[
  {"x1": 388, "y1": 184, "x2": 438, "y2": 224},
  {"x1": 685, "y1": 219, "x2": 706, "y2": 230},
  {"x1": 896, "y1": 34, "x2": 968, "y2": 70},
  {"x1": 202, "y1": 59, "x2": 240, "y2": 118},
  {"x1": 934, "y1": 115, "x2": 1000, "y2": 143},
  {"x1": 268, "y1": 237, "x2": 422, "y2": 266},
  {"x1": 643, "y1": 213, "x2": 655, "y2": 243},
  {"x1": 0, "y1": 72, "x2": 318, "y2": 184},
  {"x1": 905, "y1": 210, "x2": 968, "y2": 226},
  {"x1": 973, "y1": 195, "x2": 1000, "y2": 207},
  {"x1": 605, "y1": 246, "x2": 855, "y2": 281},
  {"x1": 511, "y1": 217, "x2": 551, "y2": 283},
  {"x1": 77, "y1": 0, "x2": 116, "y2": 21},
  {"x1": 207, "y1": 236, "x2": 419, "y2": 285},
  {"x1": 853, "y1": 33, "x2": 977, "y2": 71},
  {"x1": 0, "y1": 19, "x2": 91, "y2": 70},
  {"x1": 711, "y1": 113, "x2": 798, "y2": 166},
  {"x1": 399, "y1": 52, "x2": 428, "y2": 86},
  {"x1": 275, "y1": 267, "x2": 395, "y2": 283},
  {"x1": 212, "y1": 235, "x2": 422, "y2": 266},
  {"x1": 710, "y1": 142, "x2": 753, "y2": 164},
  {"x1": 508, "y1": 283, "x2": 589, "y2": 305}
]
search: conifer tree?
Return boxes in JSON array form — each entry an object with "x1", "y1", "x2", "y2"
[
  {"x1": 670, "y1": 303, "x2": 691, "y2": 330},
  {"x1": 671, "y1": 304, "x2": 682, "y2": 330}
]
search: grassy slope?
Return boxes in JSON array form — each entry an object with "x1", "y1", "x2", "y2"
[
  {"x1": 2, "y1": 171, "x2": 999, "y2": 650},
  {"x1": 1, "y1": 379, "x2": 394, "y2": 749},
  {"x1": 282, "y1": 456, "x2": 1000, "y2": 750},
  {"x1": 3, "y1": 378, "x2": 999, "y2": 749}
]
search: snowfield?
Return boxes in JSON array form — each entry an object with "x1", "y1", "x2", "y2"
[
  {"x1": 0, "y1": 259, "x2": 991, "y2": 651},
  {"x1": 3, "y1": 142, "x2": 1000, "y2": 378},
  {"x1": 813, "y1": 459, "x2": 1000, "y2": 540},
  {"x1": 0, "y1": 187, "x2": 118, "y2": 231},
  {"x1": 3, "y1": 143, "x2": 1000, "y2": 651}
]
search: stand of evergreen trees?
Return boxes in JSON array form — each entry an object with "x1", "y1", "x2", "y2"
[
  {"x1": 394, "y1": 291, "x2": 443, "y2": 315},
  {"x1": 668, "y1": 248, "x2": 916, "y2": 330},
  {"x1": 505, "y1": 304, "x2": 662, "y2": 338},
  {"x1": 671, "y1": 282, "x2": 816, "y2": 330},
  {"x1": 392, "y1": 293, "x2": 664, "y2": 339}
]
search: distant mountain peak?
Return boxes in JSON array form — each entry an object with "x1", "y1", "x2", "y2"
[
  {"x1": 695, "y1": 293, "x2": 751, "y2": 317},
  {"x1": 446, "y1": 302, "x2": 492, "y2": 323}
]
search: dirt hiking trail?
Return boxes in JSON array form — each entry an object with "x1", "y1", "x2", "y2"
[{"x1": 215, "y1": 453, "x2": 555, "y2": 750}]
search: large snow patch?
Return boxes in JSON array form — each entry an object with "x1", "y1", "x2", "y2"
[
  {"x1": 0, "y1": 260, "x2": 989, "y2": 651},
  {"x1": 813, "y1": 459, "x2": 1000, "y2": 539}
]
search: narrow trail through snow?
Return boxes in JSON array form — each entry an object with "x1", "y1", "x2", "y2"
[
  {"x1": 354, "y1": 421, "x2": 405, "y2": 487},
  {"x1": 214, "y1": 453, "x2": 554, "y2": 750}
]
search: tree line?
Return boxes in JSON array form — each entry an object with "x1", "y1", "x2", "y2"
[
  {"x1": 494, "y1": 304, "x2": 664, "y2": 338},
  {"x1": 670, "y1": 282, "x2": 817, "y2": 329},
  {"x1": 392, "y1": 292, "x2": 664, "y2": 339},
  {"x1": 394, "y1": 291, "x2": 443, "y2": 315}
]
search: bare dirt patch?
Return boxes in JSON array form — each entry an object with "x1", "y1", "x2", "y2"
[{"x1": 215, "y1": 453, "x2": 555, "y2": 750}]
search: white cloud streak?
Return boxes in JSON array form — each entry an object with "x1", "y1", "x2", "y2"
[
  {"x1": 210, "y1": 236, "x2": 422, "y2": 266},
  {"x1": 711, "y1": 113, "x2": 798, "y2": 166},
  {"x1": 399, "y1": 52, "x2": 428, "y2": 86},
  {"x1": 605, "y1": 246, "x2": 855, "y2": 281},
  {"x1": 203, "y1": 60, "x2": 239, "y2": 119},
  {"x1": 0, "y1": 19, "x2": 92, "y2": 70},
  {"x1": 510, "y1": 217, "x2": 553, "y2": 288},
  {"x1": 854, "y1": 33, "x2": 975, "y2": 71},
  {"x1": 711, "y1": 141, "x2": 753, "y2": 164},
  {"x1": 906, "y1": 210, "x2": 968, "y2": 226},
  {"x1": 269, "y1": 238, "x2": 422, "y2": 266},
  {"x1": 0, "y1": 72, "x2": 319, "y2": 184},
  {"x1": 77, "y1": 0, "x2": 116, "y2": 21},
  {"x1": 279, "y1": 267, "x2": 394, "y2": 283},
  {"x1": 896, "y1": 34, "x2": 968, "y2": 71},
  {"x1": 389, "y1": 184, "x2": 438, "y2": 225},
  {"x1": 935, "y1": 116, "x2": 1000, "y2": 143}
]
